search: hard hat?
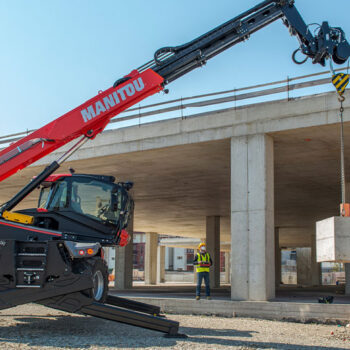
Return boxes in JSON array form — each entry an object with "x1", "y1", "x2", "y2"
[{"x1": 197, "y1": 242, "x2": 206, "y2": 250}]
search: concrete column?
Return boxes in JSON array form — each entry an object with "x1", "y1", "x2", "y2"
[
  {"x1": 206, "y1": 216, "x2": 220, "y2": 288},
  {"x1": 114, "y1": 215, "x2": 133, "y2": 289},
  {"x1": 231, "y1": 134, "x2": 275, "y2": 301},
  {"x1": 157, "y1": 246, "x2": 165, "y2": 284},
  {"x1": 296, "y1": 248, "x2": 312, "y2": 285},
  {"x1": 275, "y1": 228, "x2": 281, "y2": 288},
  {"x1": 225, "y1": 252, "x2": 231, "y2": 284},
  {"x1": 145, "y1": 232, "x2": 158, "y2": 285},
  {"x1": 311, "y1": 232, "x2": 322, "y2": 286},
  {"x1": 295, "y1": 232, "x2": 321, "y2": 286},
  {"x1": 168, "y1": 247, "x2": 174, "y2": 271},
  {"x1": 193, "y1": 247, "x2": 198, "y2": 283},
  {"x1": 345, "y1": 264, "x2": 350, "y2": 295}
]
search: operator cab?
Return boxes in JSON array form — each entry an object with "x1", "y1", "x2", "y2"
[
  {"x1": 11, "y1": 173, "x2": 136, "y2": 244},
  {"x1": 38, "y1": 174, "x2": 133, "y2": 228}
]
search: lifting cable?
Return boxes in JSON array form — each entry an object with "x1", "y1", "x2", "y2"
[{"x1": 330, "y1": 60, "x2": 350, "y2": 216}]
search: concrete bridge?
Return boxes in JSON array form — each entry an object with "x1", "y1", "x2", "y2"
[{"x1": 1, "y1": 89, "x2": 349, "y2": 301}]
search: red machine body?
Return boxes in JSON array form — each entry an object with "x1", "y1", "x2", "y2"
[
  {"x1": 0, "y1": 69, "x2": 164, "y2": 182},
  {"x1": 42, "y1": 174, "x2": 72, "y2": 182}
]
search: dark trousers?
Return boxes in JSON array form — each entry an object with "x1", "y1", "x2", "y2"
[{"x1": 196, "y1": 271, "x2": 210, "y2": 296}]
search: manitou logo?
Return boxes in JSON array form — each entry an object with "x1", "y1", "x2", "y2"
[{"x1": 81, "y1": 77, "x2": 145, "y2": 123}]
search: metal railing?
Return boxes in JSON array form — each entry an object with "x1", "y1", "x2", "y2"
[{"x1": 1, "y1": 66, "x2": 347, "y2": 146}]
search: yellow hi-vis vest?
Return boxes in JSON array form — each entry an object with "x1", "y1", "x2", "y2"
[{"x1": 196, "y1": 252, "x2": 210, "y2": 273}]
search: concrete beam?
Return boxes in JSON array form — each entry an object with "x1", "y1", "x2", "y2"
[
  {"x1": 159, "y1": 237, "x2": 231, "y2": 252},
  {"x1": 231, "y1": 134, "x2": 275, "y2": 301},
  {"x1": 34, "y1": 91, "x2": 350, "y2": 168},
  {"x1": 279, "y1": 228, "x2": 312, "y2": 248}
]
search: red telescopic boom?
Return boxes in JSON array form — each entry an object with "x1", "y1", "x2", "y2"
[
  {"x1": 1, "y1": 0, "x2": 349, "y2": 183},
  {"x1": 0, "y1": 69, "x2": 164, "y2": 182}
]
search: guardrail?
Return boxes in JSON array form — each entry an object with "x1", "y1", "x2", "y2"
[{"x1": 1, "y1": 66, "x2": 347, "y2": 146}]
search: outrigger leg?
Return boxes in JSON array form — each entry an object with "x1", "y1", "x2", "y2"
[{"x1": 39, "y1": 292, "x2": 187, "y2": 338}]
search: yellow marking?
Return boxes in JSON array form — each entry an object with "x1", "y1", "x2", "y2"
[
  {"x1": 336, "y1": 79, "x2": 347, "y2": 89},
  {"x1": 2, "y1": 211, "x2": 34, "y2": 225},
  {"x1": 333, "y1": 74, "x2": 342, "y2": 84},
  {"x1": 332, "y1": 73, "x2": 349, "y2": 96}
]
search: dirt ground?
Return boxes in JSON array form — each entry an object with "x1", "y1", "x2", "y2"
[{"x1": 0, "y1": 304, "x2": 349, "y2": 350}]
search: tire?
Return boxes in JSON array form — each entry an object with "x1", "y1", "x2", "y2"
[{"x1": 87, "y1": 258, "x2": 109, "y2": 303}]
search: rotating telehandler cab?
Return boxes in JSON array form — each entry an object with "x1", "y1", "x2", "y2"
[{"x1": 0, "y1": 0, "x2": 349, "y2": 337}]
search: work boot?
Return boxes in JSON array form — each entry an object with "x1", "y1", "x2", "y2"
[
  {"x1": 206, "y1": 296, "x2": 212, "y2": 300},
  {"x1": 195, "y1": 296, "x2": 200, "y2": 300}
]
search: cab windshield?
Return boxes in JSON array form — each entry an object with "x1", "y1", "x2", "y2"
[
  {"x1": 71, "y1": 179, "x2": 116, "y2": 222},
  {"x1": 39, "y1": 177, "x2": 132, "y2": 227}
]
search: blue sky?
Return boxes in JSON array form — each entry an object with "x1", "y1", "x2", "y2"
[{"x1": 0, "y1": 0, "x2": 349, "y2": 136}]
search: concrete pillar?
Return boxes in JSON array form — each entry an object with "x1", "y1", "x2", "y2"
[
  {"x1": 231, "y1": 134, "x2": 275, "y2": 301},
  {"x1": 168, "y1": 247, "x2": 174, "y2": 271},
  {"x1": 345, "y1": 264, "x2": 350, "y2": 295},
  {"x1": 206, "y1": 216, "x2": 220, "y2": 288},
  {"x1": 225, "y1": 252, "x2": 231, "y2": 284},
  {"x1": 145, "y1": 233, "x2": 158, "y2": 285},
  {"x1": 295, "y1": 231, "x2": 321, "y2": 287},
  {"x1": 275, "y1": 228, "x2": 281, "y2": 288},
  {"x1": 296, "y1": 248, "x2": 312, "y2": 285},
  {"x1": 157, "y1": 246, "x2": 165, "y2": 284},
  {"x1": 114, "y1": 216, "x2": 133, "y2": 289},
  {"x1": 311, "y1": 232, "x2": 322, "y2": 286},
  {"x1": 193, "y1": 247, "x2": 198, "y2": 283}
]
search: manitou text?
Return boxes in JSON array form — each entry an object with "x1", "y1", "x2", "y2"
[{"x1": 81, "y1": 77, "x2": 145, "y2": 123}]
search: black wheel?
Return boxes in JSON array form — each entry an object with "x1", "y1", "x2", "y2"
[{"x1": 87, "y1": 258, "x2": 109, "y2": 303}]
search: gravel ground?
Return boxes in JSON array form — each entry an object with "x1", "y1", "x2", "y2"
[{"x1": 0, "y1": 304, "x2": 349, "y2": 350}]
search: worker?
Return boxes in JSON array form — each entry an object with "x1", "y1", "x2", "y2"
[{"x1": 193, "y1": 243, "x2": 212, "y2": 300}]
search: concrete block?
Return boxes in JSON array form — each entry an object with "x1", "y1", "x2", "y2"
[
  {"x1": 121, "y1": 296, "x2": 350, "y2": 323},
  {"x1": 316, "y1": 216, "x2": 350, "y2": 262}
]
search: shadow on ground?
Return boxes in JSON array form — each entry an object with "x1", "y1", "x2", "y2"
[{"x1": 0, "y1": 313, "x2": 345, "y2": 350}]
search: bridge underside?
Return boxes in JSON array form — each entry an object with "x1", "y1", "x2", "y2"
[
  {"x1": 1, "y1": 122, "x2": 347, "y2": 237},
  {"x1": 1, "y1": 92, "x2": 350, "y2": 301}
]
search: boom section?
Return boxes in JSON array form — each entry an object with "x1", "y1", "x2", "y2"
[
  {"x1": 0, "y1": 70, "x2": 164, "y2": 182},
  {"x1": 1, "y1": 0, "x2": 349, "y2": 184},
  {"x1": 142, "y1": 0, "x2": 350, "y2": 84}
]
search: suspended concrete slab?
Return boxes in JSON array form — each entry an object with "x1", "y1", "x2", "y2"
[{"x1": 316, "y1": 216, "x2": 350, "y2": 262}]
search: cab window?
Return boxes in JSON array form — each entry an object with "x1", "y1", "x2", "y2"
[{"x1": 47, "y1": 181, "x2": 68, "y2": 210}]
